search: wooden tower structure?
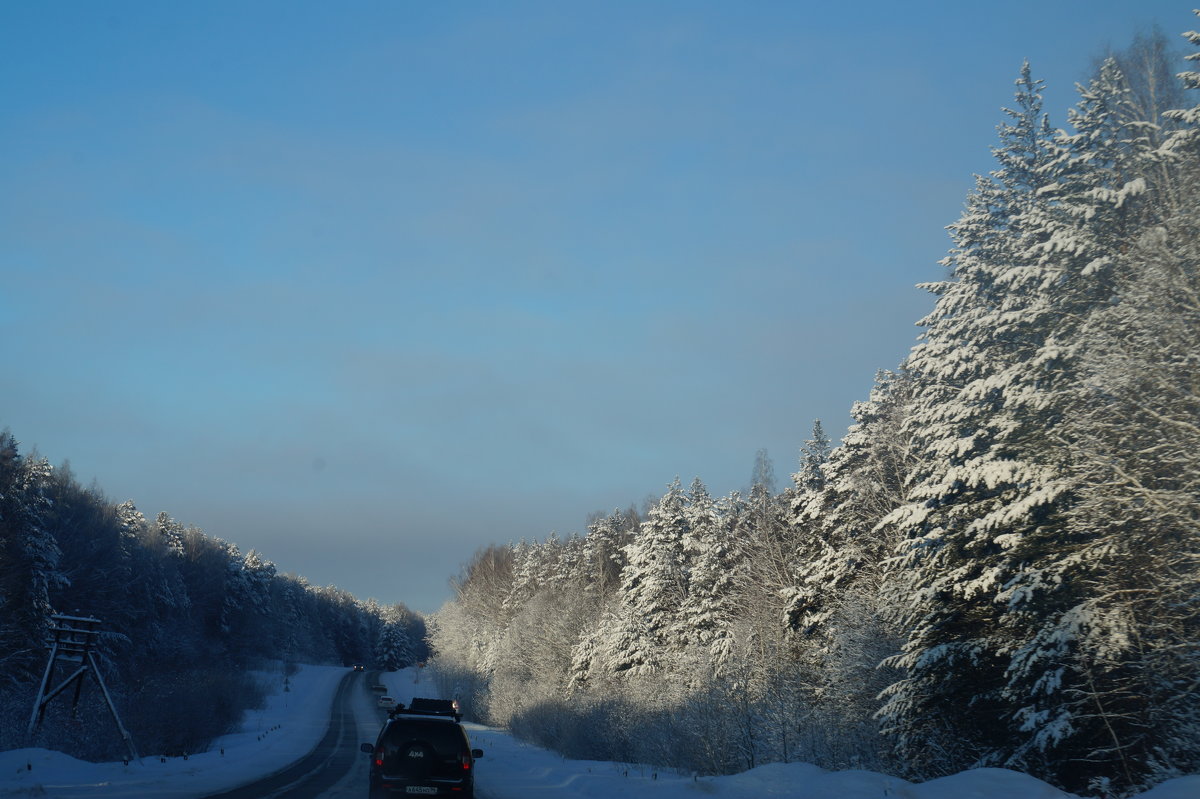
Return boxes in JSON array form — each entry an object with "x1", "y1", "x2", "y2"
[{"x1": 27, "y1": 614, "x2": 138, "y2": 761}]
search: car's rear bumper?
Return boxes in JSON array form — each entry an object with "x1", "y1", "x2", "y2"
[{"x1": 372, "y1": 778, "x2": 472, "y2": 795}]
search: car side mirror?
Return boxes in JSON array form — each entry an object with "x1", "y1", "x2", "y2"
[
  {"x1": 471, "y1": 749, "x2": 483, "y2": 758},
  {"x1": 360, "y1": 743, "x2": 374, "y2": 754}
]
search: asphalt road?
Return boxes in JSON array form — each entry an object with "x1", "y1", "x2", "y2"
[{"x1": 197, "y1": 670, "x2": 380, "y2": 799}]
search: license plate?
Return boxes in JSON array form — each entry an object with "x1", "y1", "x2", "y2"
[{"x1": 405, "y1": 788, "x2": 437, "y2": 795}]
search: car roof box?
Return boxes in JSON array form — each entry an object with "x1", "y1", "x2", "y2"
[{"x1": 393, "y1": 697, "x2": 461, "y2": 720}]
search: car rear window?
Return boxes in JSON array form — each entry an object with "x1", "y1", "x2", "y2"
[{"x1": 381, "y1": 719, "x2": 466, "y2": 758}]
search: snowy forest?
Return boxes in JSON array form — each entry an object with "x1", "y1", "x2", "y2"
[
  {"x1": 429, "y1": 23, "x2": 1200, "y2": 798},
  {"x1": 0, "y1": 427, "x2": 427, "y2": 760}
]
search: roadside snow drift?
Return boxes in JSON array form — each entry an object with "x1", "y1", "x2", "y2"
[{"x1": 2, "y1": 665, "x2": 1197, "y2": 799}]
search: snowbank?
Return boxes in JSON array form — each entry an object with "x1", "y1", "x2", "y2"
[
  {"x1": 463, "y1": 732, "x2": 1200, "y2": 799},
  {"x1": 0, "y1": 663, "x2": 344, "y2": 798},
  {"x1": 374, "y1": 668, "x2": 1200, "y2": 799},
  {"x1": 2, "y1": 663, "x2": 1197, "y2": 799}
]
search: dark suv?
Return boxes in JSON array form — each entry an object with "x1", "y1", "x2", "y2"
[{"x1": 361, "y1": 698, "x2": 483, "y2": 798}]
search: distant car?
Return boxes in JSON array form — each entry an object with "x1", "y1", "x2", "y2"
[
  {"x1": 362, "y1": 698, "x2": 482, "y2": 799},
  {"x1": 352, "y1": 664, "x2": 365, "y2": 672},
  {"x1": 377, "y1": 695, "x2": 396, "y2": 709}
]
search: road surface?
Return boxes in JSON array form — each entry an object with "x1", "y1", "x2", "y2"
[{"x1": 198, "y1": 669, "x2": 383, "y2": 799}]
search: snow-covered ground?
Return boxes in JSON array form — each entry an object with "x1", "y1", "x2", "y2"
[
  {"x1": 0, "y1": 664, "x2": 343, "y2": 798},
  {"x1": 1, "y1": 664, "x2": 1197, "y2": 799},
  {"x1": 464, "y1": 726, "x2": 1200, "y2": 799}
]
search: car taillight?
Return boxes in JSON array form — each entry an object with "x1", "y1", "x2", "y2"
[
  {"x1": 375, "y1": 758, "x2": 383, "y2": 767},
  {"x1": 461, "y1": 753, "x2": 471, "y2": 771}
]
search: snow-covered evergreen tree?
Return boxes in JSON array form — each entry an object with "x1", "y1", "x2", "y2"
[
  {"x1": 786, "y1": 371, "x2": 912, "y2": 641},
  {"x1": 0, "y1": 436, "x2": 66, "y2": 681},
  {"x1": 881, "y1": 52, "x2": 1195, "y2": 790},
  {"x1": 877, "y1": 63, "x2": 1074, "y2": 771},
  {"x1": 506, "y1": 538, "x2": 539, "y2": 613},
  {"x1": 792, "y1": 420, "x2": 831, "y2": 498},
  {"x1": 979, "y1": 26, "x2": 1200, "y2": 789},
  {"x1": 1011, "y1": 217, "x2": 1200, "y2": 791},
  {"x1": 421, "y1": 24, "x2": 1200, "y2": 792},
  {"x1": 154, "y1": 511, "x2": 186, "y2": 558},
  {"x1": 581, "y1": 509, "x2": 631, "y2": 599},
  {"x1": 377, "y1": 618, "x2": 415, "y2": 671},
  {"x1": 680, "y1": 482, "x2": 739, "y2": 670},
  {"x1": 1164, "y1": 11, "x2": 1200, "y2": 141},
  {"x1": 114, "y1": 500, "x2": 146, "y2": 548},
  {"x1": 536, "y1": 532, "x2": 565, "y2": 591},
  {"x1": 556, "y1": 532, "x2": 587, "y2": 587},
  {"x1": 971, "y1": 57, "x2": 1180, "y2": 788},
  {"x1": 599, "y1": 479, "x2": 691, "y2": 676}
]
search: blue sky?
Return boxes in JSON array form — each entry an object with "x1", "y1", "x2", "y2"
[{"x1": 2, "y1": 1, "x2": 1194, "y2": 613}]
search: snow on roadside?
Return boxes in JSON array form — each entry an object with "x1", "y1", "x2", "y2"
[
  {"x1": 2, "y1": 663, "x2": 1198, "y2": 799},
  {"x1": 464, "y1": 725, "x2": 1067, "y2": 799},
  {"x1": 0, "y1": 663, "x2": 344, "y2": 798},
  {"x1": 374, "y1": 669, "x2": 1200, "y2": 799},
  {"x1": 373, "y1": 664, "x2": 435, "y2": 710},
  {"x1": 462, "y1": 730, "x2": 1200, "y2": 799}
]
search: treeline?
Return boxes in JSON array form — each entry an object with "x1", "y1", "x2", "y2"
[
  {"x1": 0, "y1": 430, "x2": 426, "y2": 760},
  {"x1": 429, "y1": 23, "x2": 1200, "y2": 798}
]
